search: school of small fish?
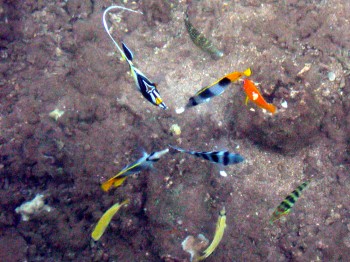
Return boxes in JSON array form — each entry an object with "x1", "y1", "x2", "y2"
[{"x1": 90, "y1": 5, "x2": 312, "y2": 261}]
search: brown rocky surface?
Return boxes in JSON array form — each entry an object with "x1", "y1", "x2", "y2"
[{"x1": 0, "y1": 0, "x2": 349, "y2": 261}]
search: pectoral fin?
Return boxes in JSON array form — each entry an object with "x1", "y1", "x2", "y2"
[
  {"x1": 245, "y1": 96, "x2": 249, "y2": 105},
  {"x1": 113, "y1": 177, "x2": 127, "y2": 188}
]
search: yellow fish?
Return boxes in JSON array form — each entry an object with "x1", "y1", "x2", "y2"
[
  {"x1": 91, "y1": 199, "x2": 130, "y2": 241},
  {"x1": 196, "y1": 207, "x2": 227, "y2": 261}
]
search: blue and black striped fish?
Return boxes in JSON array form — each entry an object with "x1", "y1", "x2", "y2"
[
  {"x1": 169, "y1": 145, "x2": 244, "y2": 166},
  {"x1": 102, "y1": 5, "x2": 167, "y2": 110}
]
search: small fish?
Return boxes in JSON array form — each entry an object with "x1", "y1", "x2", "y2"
[
  {"x1": 102, "y1": 6, "x2": 167, "y2": 110},
  {"x1": 91, "y1": 199, "x2": 129, "y2": 241},
  {"x1": 243, "y1": 78, "x2": 277, "y2": 114},
  {"x1": 169, "y1": 145, "x2": 244, "y2": 166},
  {"x1": 186, "y1": 68, "x2": 252, "y2": 108},
  {"x1": 270, "y1": 180, "x2": 310, "y2": 224},
  {"x1": 196, "y1": 207, "x2": 227, "y2": 261},
  {"x1": 184, "y1": 10, "x2": 224, "y2": 59},
  {"x1": 101, "y1": 148, "x2": 169, "y2": 192}
]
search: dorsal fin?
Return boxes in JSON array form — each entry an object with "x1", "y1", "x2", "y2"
[{"x1": 122, "y1": 42, "x2": 134, "y2": 61}]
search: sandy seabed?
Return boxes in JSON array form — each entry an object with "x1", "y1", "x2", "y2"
[{"x1": 0, "y1": 0, "x2": 350, "y2": 261}]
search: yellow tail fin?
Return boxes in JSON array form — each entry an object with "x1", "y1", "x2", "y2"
[
  {"x1": 101, "y1": 178, "x2": 115, "y2": 192},
  {"x1": 101, "y1": 177, "x2": 127, "y2": 192},
  {"x1": 243, "y1": 68, "x2": 252, "y2": 77},
  {"x1": 245, "y1": 96, "x2": 249, "y2": 105},
  {"x1": 243, "y1": 68, "x2": 252, "y2": 76}
]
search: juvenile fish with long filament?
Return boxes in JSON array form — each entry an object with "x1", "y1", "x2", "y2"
[{"x1": 102, "y1": 6, "x2": 167, "y2": 109}]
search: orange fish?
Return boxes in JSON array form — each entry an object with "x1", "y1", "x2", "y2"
[{"x1": 243, "y1": 79, "x2": 276, "y2": 114}]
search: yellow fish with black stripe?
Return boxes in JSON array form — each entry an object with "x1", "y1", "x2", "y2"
[
  {"x1": 186, "y1": 68, "x2": 251, "y2": 108},
  {"x1": 101, "y1": 148, "x2": 169, "y2": 192}
]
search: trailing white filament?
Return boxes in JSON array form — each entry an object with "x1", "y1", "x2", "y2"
[{"x1": 102, "y1": 5, "x2": 143, "y2": 57}]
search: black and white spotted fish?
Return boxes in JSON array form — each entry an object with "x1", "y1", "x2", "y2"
[
  {"x1": 184, "y1": 9, "x2": 223, "y2": 59},
  {"x1": 270, "y1": 180, "x2": 311, "y2": 224},
  {"x1": 102, "y1": 5, "x2": 167, "y2": 110},
  {"x1": 186, "y1": 68, "x2": 251, "y2": 108},
  {"x1": 169, "y1": 145, "x2": 244, "y2": 166}
]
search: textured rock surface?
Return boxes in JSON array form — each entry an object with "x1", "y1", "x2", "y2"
[{"x1": 0, "y1": 0, "x2": 349, "y2": 261}]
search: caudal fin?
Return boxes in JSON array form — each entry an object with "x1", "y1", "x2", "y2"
[
  {"x1": 243, "y1": 68, "x2": 252, "y2": 77},
  {"x1": 266, "y1": 103, "x2": 277, "y2": 114},
  {"x1": 101, "y1": 176, "x2": 127, "y2": 192},
  {"x1": 101, "y1": 178, "x2": 115, "y2": 192}
]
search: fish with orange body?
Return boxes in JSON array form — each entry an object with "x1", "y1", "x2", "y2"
[{"x1": 242, "y1": 78, "x2": 276, "y2": 114}]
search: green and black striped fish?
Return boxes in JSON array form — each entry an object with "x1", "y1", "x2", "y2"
[
  {"x1": 270, "y1": 180, "x2": 310, "y2": 224},
  {"x1": 184, "y1": 10, "x2": 224, "y2": 59}
]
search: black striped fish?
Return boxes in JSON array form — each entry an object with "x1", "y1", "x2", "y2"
[
  {"x1": 270, "y1": 180, "x2": 310, "y2": 224},
  {"x1": 102, "y1": 5, "x2": 167, "y2": 110},
  {"x1": 186, "y1": 68, "x2": 251, "y2": 108},
  {"x1": 169, "y1": 145, "x2": 244, "y2": 166},
  {"x1": 184, "y1": 10, "x2": 223, "y2": 59}
]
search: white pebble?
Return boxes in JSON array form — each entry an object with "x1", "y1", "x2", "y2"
[
  {"x1": 281, "y1": 99, "x2": 288, "y2": 108},
  {"x1": 175, "y1": 107, "x2": 185, "y2": 114},
  {"x1": 219, "y1": 170, "x2": 228, "y2": 177},
  {"x1": 328, "y1": 72, "x2": 336, "y2": 81}
]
